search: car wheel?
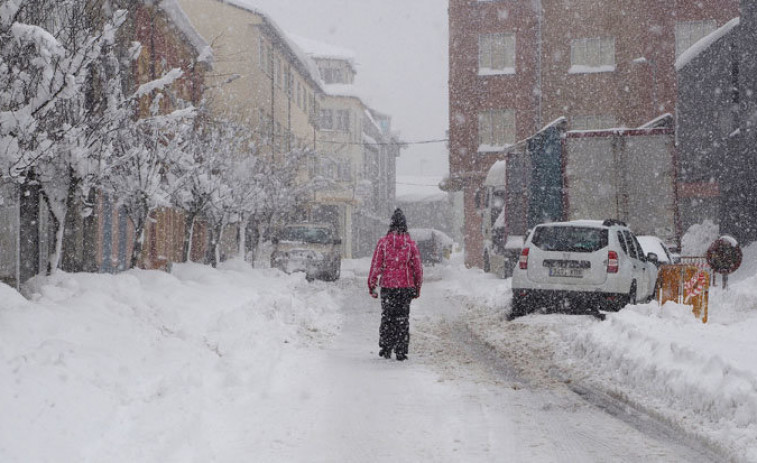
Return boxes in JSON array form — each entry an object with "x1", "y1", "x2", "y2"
[
  {"x1": 629, "y1": 283, "x2": 637, "y2": 305},
  {"x1": 332, "y1": 264, "x2": 341, "y2": 281},
  {"x1": 617, "y1": 283, "x2": 637, "y2": 309},
  {"x1": 509, "y1": 294, "x2": 531, "y2": 320}
]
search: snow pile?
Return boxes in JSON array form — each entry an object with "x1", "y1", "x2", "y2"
[
  {"x1": 681, "y1": 219, "x2": 720, "y2": 255},
  {"x1": 0, "y1": 260, "x2": 341, "y2": 461}
]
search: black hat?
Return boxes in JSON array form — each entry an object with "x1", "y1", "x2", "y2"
[{"x1": 389, "y1": 208, "x2": 407, "y2": 233}]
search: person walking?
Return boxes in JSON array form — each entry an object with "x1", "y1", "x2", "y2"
[{"x1": 368, "y1": 208, "x2": 423, "y2": 361}]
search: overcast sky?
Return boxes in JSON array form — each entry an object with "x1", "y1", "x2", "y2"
[{"x1": 245, "y1": 0, "x2": 449, "y2": 179}]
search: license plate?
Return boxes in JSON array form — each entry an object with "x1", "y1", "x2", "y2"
[{"x1": 549, "y1": 267, "x2": 583, "y2": 278}]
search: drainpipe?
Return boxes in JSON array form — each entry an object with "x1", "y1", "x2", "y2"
[{"x1": 536, "y1": 0, "x2": 543, "y2": 130}]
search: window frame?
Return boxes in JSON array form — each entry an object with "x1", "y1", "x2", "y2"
[
  {"x1": 569, "y1": 37, "x2": 616, "y2": 74},
  {"x1": 478, "y1": 109, "x2": 516, "y2": 153},
  {"x1": 478, "y1": 33, "x2": 516, "y2": 76}
]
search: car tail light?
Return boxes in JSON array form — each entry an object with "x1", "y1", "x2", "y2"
[
  {"x1": 519, "y1": 248, "x2": 530, "y2": 270},
  {"x1": 607, "y1": 250, "x2": 619, "y2": 273}
]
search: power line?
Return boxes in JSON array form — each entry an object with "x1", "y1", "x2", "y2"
[
  {"x1": 396, "y1": 182, "x2": 443, "y2": 187},
  {"x1": 317, "y1": 138, "x2": 449, "y2": 147}
]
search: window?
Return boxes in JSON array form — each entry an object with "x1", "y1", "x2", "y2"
[
  {"x1": 617, "y1": 231, "x2": 629, "y2": 255},
  {"x1": 335, "y1": 109, "x2": 350, "y2": 131},
  {"x1": 478, "y1": 110, "x2": 515, "y2": 152},
  {"x1": 258, "y1": 109, "x2": 272, "y2": 139},
  {"x1": 675, "y1": 20, "x2": 716, "y2": 57},
  {"x1": 259, "y1": 38, "x2": 273, "y2": 76},
  {"x1": 479, "y1": 33, "x2": 516, "y2": 75},
  {"x1": 274, "y1": 58, "x2": 283, "y2": 88},
  {"x1": 338, "y1": 160, "x2": 352, "y2": 181},
  {"x1": 570, "y1": 37, "x2": 615, "y2": 73},
  {"x1": 320, "y1": 109, "x2": 334, "y2": 130},
  {"x1": 572, "y1": 115, "x2": 617, "y2": 130},
  {"x1": 622, "y1": 230, "x2": 641, "y2": 260},
  {"x1": 321, "y1": 66, "x2": 345, "y2": 84},
  {"x1": 531, "y1": 226, "x2": 609, "y2": 253},
  {"x1": 320, "y1": 109, "x2": 350, "y2": 131},
  {"x1": 284, "y1": 67, "x2": 292, "y2": 97}
]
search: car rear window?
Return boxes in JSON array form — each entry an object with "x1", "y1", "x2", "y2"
[
  {"x1": 281, "y1": 227, "x2": 332, "y2": 244},
  {"x1": 531, "y1": 226, "x2": 608, "y2": 253}
]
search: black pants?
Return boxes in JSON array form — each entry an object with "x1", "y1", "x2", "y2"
[{"x1": 379, "y1": 288, "x2": 414, "y2": 355}]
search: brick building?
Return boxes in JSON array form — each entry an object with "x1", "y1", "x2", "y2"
[{"x1": 448, "y1": 0, "x2": 739, "y2": 267}]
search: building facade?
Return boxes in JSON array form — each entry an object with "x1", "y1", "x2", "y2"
[
  {"x1": 677, "y1": 0, "x2": 757, "y2": 245},
  {"x1": 295, "y1": 40, "x2": 402, "y2": 258},
  {"x1": 448, "y1": 0, "x2": 739, "y2": 267},
  {"x1": 176, "y1": 0, "x2": 321, "y2": 156}
]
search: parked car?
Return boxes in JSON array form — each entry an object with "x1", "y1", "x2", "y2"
[
  {"x1": 408, "y1": 228, "x2": 454, "y2": 265},
  {"x1": 270, "y1": 223, "x2": 341, "y2": 281},
  {"x1": 636, "y1": 235, "x2": 678, "y2": 267},
  {"x1": 511, "y1": 220, "x2": 658, "y2": 318}
]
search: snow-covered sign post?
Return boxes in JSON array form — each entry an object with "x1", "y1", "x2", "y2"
[{"x1": 706, "y1": 235, "x2": 742, "y2": 289}]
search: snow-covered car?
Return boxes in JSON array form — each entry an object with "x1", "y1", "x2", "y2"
[
  {"x1": 511, "y1": 220, "x2": 658, "y2": 317},
  {"x1": 636, "y1": 235, "x2": 678, "y2": 267},
  {"x1": 270, "y1": 223, "x2": 342, "y2": 281},
  {"x1": 408, "y1": 228, "x2": 454, "y2": 265}
]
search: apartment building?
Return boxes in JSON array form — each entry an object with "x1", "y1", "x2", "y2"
[
  {"x1": 294, "y1": 38, "x2": 401, "y2": 258},
  {"x1": 176, "y1": 0, "x2": 322, "y2": 156},
  {"x1": 448, "y1": 0, "x2": 739, "y2": 267}
]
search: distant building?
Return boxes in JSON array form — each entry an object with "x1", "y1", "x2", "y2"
[
  {"x1": 395, "y1": 176, "x2": 462, "y2": 247},
  {"x1": 448, "y1": 0, "x2": 739, "y2": 267},
  {"x1": 292, "y1": 36, "x2": 402, "y2": 258},
  {"x1": 677, "y1": 0, "x2": 757, "y2": 244}
]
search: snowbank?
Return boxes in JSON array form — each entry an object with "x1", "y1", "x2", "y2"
[{"x1": 0, "y1": 260, "x2": 341, "y2": 461}]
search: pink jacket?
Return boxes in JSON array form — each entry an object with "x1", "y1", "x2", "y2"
[{"x1": 368, "y1": 232, "x2": 423, "y2": 291}]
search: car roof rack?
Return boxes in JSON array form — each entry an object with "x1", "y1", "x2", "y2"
[{"x1": 602, "y1": 219, "x2": 627, "y2": 227}]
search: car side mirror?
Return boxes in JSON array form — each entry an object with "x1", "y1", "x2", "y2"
[{"x1": 646, "y1": 252, "x2": 659, "y2": 265}]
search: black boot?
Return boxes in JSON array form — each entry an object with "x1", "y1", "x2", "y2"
[
  {"x1": 395, "y1": 353, "x2": 407, "y2": 361},
  {"x1": 379, "y1": 348, "x2": 391, "y2": 359}
]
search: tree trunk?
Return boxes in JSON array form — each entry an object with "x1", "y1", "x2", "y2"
[
  {"x1": 183, "y1": 211, "x2": 197, "y2": 262},
  {"x1": 210, "y1": 222, "x2": 224, "y2": 268},
  {"x1": 238, "y1": 214, "x2": 248, "y2": 261},
  {"x1": 38, "y1": 187, "x2": 65, "y2": 276},
  {"x1": 130, "y1": 215, "x2": 146, "y2": 269}
]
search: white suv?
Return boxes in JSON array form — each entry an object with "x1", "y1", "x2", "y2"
[{"x1": 511, "y1": 220, "x2": 658, "y2": 318}]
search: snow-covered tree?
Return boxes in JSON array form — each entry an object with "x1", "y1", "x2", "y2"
[
  {"x1": 104, "y1": 80, "x2": 195, "y2": 268},
  {"x1": 174, "y1": 113, "x2": 256, "y2": 265},
  {"x1": 1, "y1": 0, "x2": 128, "y2": 273}
]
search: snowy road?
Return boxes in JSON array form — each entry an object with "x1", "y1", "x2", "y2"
[
  {"x1": 2, "y1": 259, "x2": 736, "y2": 461},
  {"x1": 234, "y1": 267, "x2": 720, "y2": 462}
]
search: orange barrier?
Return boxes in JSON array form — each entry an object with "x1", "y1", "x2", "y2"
[{"x1": 656, "y1": 264, "x2": 710, "y2": 323}]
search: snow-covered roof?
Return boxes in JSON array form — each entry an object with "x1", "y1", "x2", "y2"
[
  {"x1": 157, "y1": 0, "x2": 213, "y2": 65},
  {"x1": 288, "y1": 34, "x2": 357, "y2": 73},
  {"x1": 220, "y1": 0, "x2": 324, "y2": 90},
  {"x1": 675, "y1": 17, "x2": 740, "y2": 71},
  {"x1": 324, "y1": 83, "x2": 361, "y2": 98},
  {"x1": 483, "y1": 160, "x2": 506, "y2": 187}
]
